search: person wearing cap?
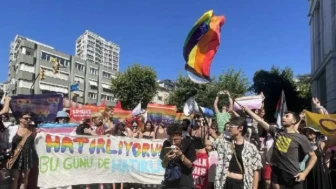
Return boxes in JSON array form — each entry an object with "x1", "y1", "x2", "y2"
[
  {"x1": 55, "y1": 111, "x2": 69, "y2": 124},
  {"x1": 209, "y1": 116, "x2": 262, "y2": 189},
  {"x1": 301, "y1": 127, "x2": 331, "y2": 189}
]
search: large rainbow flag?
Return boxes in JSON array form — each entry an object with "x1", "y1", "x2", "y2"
[{"x1": 147, "y1": 103, "x2": 177, "y2": 124}]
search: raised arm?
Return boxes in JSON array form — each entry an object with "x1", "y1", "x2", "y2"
[
  {"x1": 0, "y1": 97, "x2": 11, "y2": 115},
  {"x1": 244, "y1": 107, "x2": 270, "y2": 131},
  {"x1": 214, "y1": 95, "x2": 219, "y2": 113},
  {"x1": 228, "y1": 92, "x2": 233, "y2": 112},
  {"x1": 313, "y1": 97, "x2": 329, "y2": 114}
]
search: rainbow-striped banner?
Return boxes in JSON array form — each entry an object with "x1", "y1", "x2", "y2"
[
  {"x1": 113, "y1": 108, "x2": 133, "y2": 123},
  {"x1": 175, "y1": 112, "x2": 191, "y2": 122},
  {"x1": 39, "y1": 123, "x2": 78, "y2": 135},
  {"x1": 147, "y1": 103, "x2": 177, "y2": 124},
  {"x1": 35, "y1": 133, "x2": 165, "y2": 188}
]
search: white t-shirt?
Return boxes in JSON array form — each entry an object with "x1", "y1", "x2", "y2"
[{"x1": 264, "y1": 134, "x2": 274, "y2": 164}]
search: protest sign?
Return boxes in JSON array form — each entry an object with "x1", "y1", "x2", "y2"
[
  {"x1": 233, "y1": 95, "x2": 263, "y2": 110},
  {"x1": 69, "y1": 108, "x2": 92, "y2": 123},
  {"x1": 10, "y1": 94, "x2": 63, "y2": 122},
  {"x1": 35, "y1": 133, "x2": 165, "y2": 188}
]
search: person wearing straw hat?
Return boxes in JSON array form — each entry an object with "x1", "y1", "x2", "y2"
[{"x1": 301, "y1": 126, "x2": 331, "y2": 189}]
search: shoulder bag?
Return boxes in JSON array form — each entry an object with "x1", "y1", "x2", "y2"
[
  {"x1": 231, "y1": 142, "x2": 244, "y2": 174},
  {"x1": 6, "y1": 131, "x2": 32, "y2": 169}
]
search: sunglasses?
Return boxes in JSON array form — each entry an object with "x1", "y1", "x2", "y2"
[{"x1": 22, "y1": 117, "x2": 32, "y2": 120}]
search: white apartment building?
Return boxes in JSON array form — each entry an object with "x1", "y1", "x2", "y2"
[
  {"x1": 309, "y1": 0, "x2": 336, "y2": 113},
  {"x1": 152, "y1": 79, "x2": 175, "y2": 104},
  {"x1": 76, "y1": 30, "x2": 120, "y2": 72}
]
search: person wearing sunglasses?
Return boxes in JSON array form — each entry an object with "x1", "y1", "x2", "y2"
[
  {"x1": 209, "y1": 117, "x2": 262, "y2": 189},
  {"x1": 10, "y1": 112, "x2": 37, "y2": 189}
]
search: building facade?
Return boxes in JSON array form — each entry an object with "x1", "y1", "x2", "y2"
[
  {"x1": 7, "y1": 35, "x2": 117, "y2": 106},
  {"x1": 76, "y1": 30, "x2": 120, "y2": 72},
  {"x1": 309, "y1": 0, "x2": 336, "y2": 113},
  {"x1": 152, "y1": 79, "x2": 175, "y2": 104}
]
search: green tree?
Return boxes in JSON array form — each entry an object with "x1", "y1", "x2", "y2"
[
  {"x1": 295, "y1": 74, "x2": 312, "y2": 110},
  {"x1": 111, "y1": 64, "x2": 158, "y2": 110},
  {"x1": 216, "y1": 68, "x2": 250, "y2": 98},
  {"x1": 250, "y1": 66, "x2": 306, "y2": 121},
  {"x1": 168, "y1": 68, "x2": 250, "y2": 111}
]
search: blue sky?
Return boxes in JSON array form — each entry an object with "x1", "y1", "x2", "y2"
[{"x1": 0, "y1": 0, "x2": 310, "y2": 83}]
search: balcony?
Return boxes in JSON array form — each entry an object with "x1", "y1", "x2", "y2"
[
  {"x1": 17, "y1": 54, "x2": 35, "y2": 66},
  {"x1": 20, "y1": 40, "x2": 35, "y2": 50}
]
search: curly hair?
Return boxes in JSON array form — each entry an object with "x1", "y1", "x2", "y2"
[{"x1": 166, "y1": 123, "x2": 183, "y2": 136}]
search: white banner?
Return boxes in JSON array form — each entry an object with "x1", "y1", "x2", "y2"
[
  {"x1": 233, "y1": 95, "x2": 263, "y2": 110},
  {"x1": 35, "y1": 133, "x2": 165, "y2": 188}
]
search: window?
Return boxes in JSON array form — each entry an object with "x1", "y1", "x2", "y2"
[
  {"x1": 88, "y1": 92, "x2": 97, "y2": 99},
  {"x1": 39, "y1": 83, "x2": 68, "y2": 94},
  {"x1": 41, "y1": 67, "x2": 69, "y2": 80},
  {"x1": 19, "y1": 64, "x2": 35, "y2": 73},
  {"x1": 89, "y1": 67, "x2": 98, "y2": 75},
  {"x1": 101, "y1": 94, "x2": 113, "y2": 101},
  {"x1": 314, "y1": 7, "x2": 322, "y2": 65},
  {"x1": 103, "y1": 71, "x2": 111, "y2": 79},
  {"x1": 75, "y1": 62, "x2": 85, "y2": 71},
  {"x1": 74, "y1": 76, "x2": 84, "y2": 83},
  {"x1": 316, "y1": 71, "x2": 327, "y2": 106},
  {"x1": 158, "y1": 96, "x2": 163, "y2": 101},
  {"x1": 40, "y1": 51, "x2": 70, "y2": 67},
  {"x1": 18, "y1": 80, "x2": 33, "y2": 89}
]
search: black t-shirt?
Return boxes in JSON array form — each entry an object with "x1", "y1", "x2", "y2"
[
  {"x1": 228, "y1": 143, "x2": 244, "y2": 174},
  {"x1": 76, "y1": 123, "x2": 92, "y2": 135},
  {"x1": 160, "y1": 137, "x2": 196, "y2": 188},
  {"x1": 269, "y1": 125, "x2": 313, "y2": 175}
]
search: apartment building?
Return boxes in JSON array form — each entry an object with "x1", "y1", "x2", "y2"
[
  {"x1": 75, "y1": 30, "x2": 120, "y2": 72},
  {"x1": 152, "y1": 79, "x2": 176, "y2": 104},
  {"x1": 308, "y1": 0, "x2": 336, "y2": 113},
  {"x1": 7, "y1": 35, "x2": 117, "y2": 106}
]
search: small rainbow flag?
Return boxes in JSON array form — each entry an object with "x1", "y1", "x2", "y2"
[
  {"x1": 113, "y1": 108, "x2": 133, "y2": 123},
  {"x1": 175, "y1": 112, "x2": 191, "y2": 122}
]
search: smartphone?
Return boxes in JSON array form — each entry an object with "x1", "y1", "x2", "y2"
[{"x1": 165, "y1": 146, "x2": 175, "y2": 154}]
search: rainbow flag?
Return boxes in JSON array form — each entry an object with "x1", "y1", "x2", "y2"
[
  {"x1": 175, "y1": 112, "x2": 191, "y2": 122},
  {"x1": 39, "y1": 123, "x2": 78, "y2": 135},
  {"x1": 183, "y1": 10, "x2": 225, "y2": 83},
  {"x1": 147, "y1": 103, "x2": 177, "y2": 124},
  {"x1": 113, "y1": 108, "x2": 133, "y2": 123}
]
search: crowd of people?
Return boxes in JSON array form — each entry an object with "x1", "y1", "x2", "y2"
[
  {"x1": 0, "y1": 89, "x2": 335, "y2": 189},
  {"x1": 160, "y1": 90, "x2": 336, "y2": 189}
]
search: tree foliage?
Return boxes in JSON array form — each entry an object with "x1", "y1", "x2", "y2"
[
  {"x1": 168, "y1": 68, "x2": 250, "y2": 111},
  {"x1": 295, "y1": 74, "x2": 312, "y2": 110},
  {"x1": 250, "y1": 66, "x2": 311, "y2": 121},
  {"x1": 111, "y1": 64, "x2": 158, "y2": 110}
]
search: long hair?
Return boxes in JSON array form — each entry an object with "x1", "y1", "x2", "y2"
[{"x1": 143, "y1": 121, "x2": 154, "y2": 132}]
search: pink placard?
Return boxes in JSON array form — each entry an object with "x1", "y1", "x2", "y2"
[{"x1": 234, "y1": 95, "x2": 263, "y2": 110}]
